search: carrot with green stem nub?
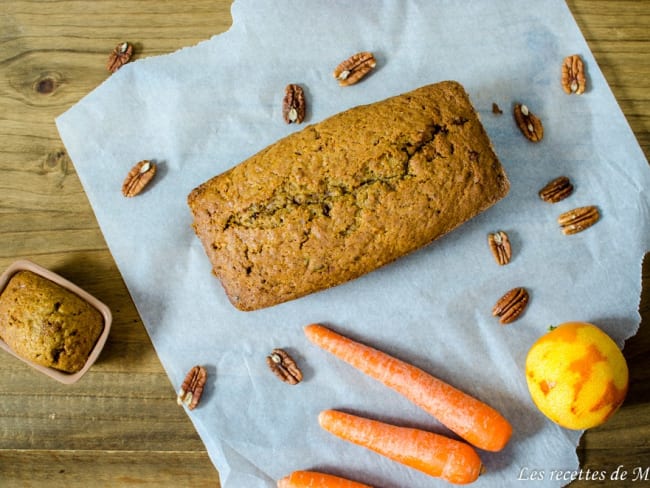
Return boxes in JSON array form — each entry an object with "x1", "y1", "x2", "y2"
[
  {"x1": 277, "y1": 470, "x2": 372, "y2": 488},
  {"x1": 304, "y1": 323, "x2": 512, "y2": 452},
  {"x1": 319, "y1": 409, "x2": 482, "y2": 485}
]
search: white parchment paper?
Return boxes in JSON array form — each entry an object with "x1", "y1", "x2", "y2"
[{"x1": 56, "y1": 1, "x2": 650, "y2": 486}]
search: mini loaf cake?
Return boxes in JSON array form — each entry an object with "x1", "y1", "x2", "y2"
[
  {"x1": 188, "y1": 81, "x2": 509, "y2": 311},
  {"x1": 0, "y1": 270, "x2": 104, "y2": 373}
]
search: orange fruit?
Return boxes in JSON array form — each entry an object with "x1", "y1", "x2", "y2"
[{"x1": 525, "y1": 322, "x2": 628, "y2": 430}]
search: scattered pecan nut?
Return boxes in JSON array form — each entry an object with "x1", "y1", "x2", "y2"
[
  {"x1": 333, "y1": 51, "x2": 376, "y2": 86},
  {"x1": 562, "y1": 54, "x2": 587, "y2": 95},
  {"x1": 488, "y1": 231, "x2": 512, "y2": 266},
  {"x1": 177, "y1": 365, "x2": 207, "y2": 410},
  {"x1": 514, "y1": 104, "x2": 544, "y2": 142},
  {"x1": 539, "y1": 176, "x2": 574, "y2": 203},
  {"x1": 266, "y1": 348, "x2": 302, "y2": 385},
  {"x1": 558, "y1": 205, "x2": 600, "y2": 235},
  {"x1": 492, "y1": 103, "x2": 503, "y2": 115},
  {"x1": 282, "y1": 84, "x2": 306, "y2": 124},
  {"x1": 493, "y1": 287, "x2": 529, "y2": 324},
  {"x1": 106, "y1": 41, "x2": 134, "y2": 73},
  {"x1": 122, "y1": 160, "x2": 157, "y2": 197}
]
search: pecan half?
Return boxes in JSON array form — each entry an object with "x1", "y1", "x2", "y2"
[
  {"x1": 106, "y1": 42, "x2": 134, "y2": 73},
  {"x1": 562, "y1": 54, "x2": 587, "y2": 95},
  {"x1": 177, "y1": 365, "x2": 207, "y2": 410},
  {"x1": 539, "y1": 176, "x2": 574, "y2": 203},
  {"x1": 488, "y1": 231, "x2": 512, "y2": 266},
  {"x1": 493, "y1": 287, "x2": 529, "y2": 324},
  {"x1": 558, "y1": 205, "x2": 599, "y2": 235},
  {"x1": 266, "y1": 348, "x2": 302, "y2": 385},
  {"x1": 333, "y1": 52, "x2": 376, "y2": 86},
  {"x1": 122, "y1": 160, "x2": 156, "y2": 197},
  {"x1": 282, "y1": 84, "x2": 306, "y2": 124},
  {"x1": 514, "y1": 104, "x2": 543, "y2": 142}
]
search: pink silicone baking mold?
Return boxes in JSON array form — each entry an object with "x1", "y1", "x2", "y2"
[{"x1": 0, "y1": 259, "x2": 112, "y2": 384}]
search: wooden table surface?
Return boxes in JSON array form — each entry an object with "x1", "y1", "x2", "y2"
[{"x1": 0, "y1": 1, "x2": 648, "y2": 486}]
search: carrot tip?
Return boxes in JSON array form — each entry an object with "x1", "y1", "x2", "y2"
[{"x1": 276, "y1": 476, "x2": 288, "y2": 488}]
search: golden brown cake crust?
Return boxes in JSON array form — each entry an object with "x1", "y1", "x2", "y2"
[
  {"x1": 188, "y1": 81, "x2": 510, "y2": 311},
  {"x1": 0, "y1": 271, "x2": 104, "y2": 373}
]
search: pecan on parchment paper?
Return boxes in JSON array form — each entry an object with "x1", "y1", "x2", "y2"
[
  {"x1": 539, "y1": 176, "x2": 574, "y2": 203},
  {"x1": 513, "y1": 104, "x2": 544, "y2": 142},
  {"x1": 558, "y1": 205, "x2": 600, "y2": 235},
  {"x1": 267, "y1": 348, "x2": 303, "y2": 385},
  {"x1": 561, "y1": 54, "x2": 587, "y2": 95},
  {"x1": 488, "y1": 231, "x2": 512, "y2": 266},
  {"x1": 106, "y1": 42, "x2": 134, "y2": 73},
  {"x1": 282, "y1": 84, "x2": 306, "y2": 124},
  {"x1": 493, "y1": 287, "x2": 529, "y2": 324},
  {"x1": 177, "y1": 365, "x2": 208, "y2": 410},
  {"x1": 121, "y1": 160, "x2": 157, "y2": 197},
  {"x1": 333, "y1": 52, "x2": 376, "y2": 86}
]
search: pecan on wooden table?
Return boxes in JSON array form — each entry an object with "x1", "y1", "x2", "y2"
[{"x1": 106, "y1": 41, "x2": 134, "y2": 73}]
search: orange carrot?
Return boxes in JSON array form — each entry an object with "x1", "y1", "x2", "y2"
[
  {"x1": 319, "y1": 410, "x2": 482, "y2": 485},
  {"x1": 277, "y1": 470, "x2": 372, "y2": 488},
  {"x1": 304, "y1": 324, "x2": 512, "y2": 452}
]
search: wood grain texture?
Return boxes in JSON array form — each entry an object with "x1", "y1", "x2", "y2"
[
  {"x1": 0, "y1": 1, "x2": 648, "y2": 487},
  {"x1": 1, "y1": 2, "x2": 232, "y2": 486}
]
